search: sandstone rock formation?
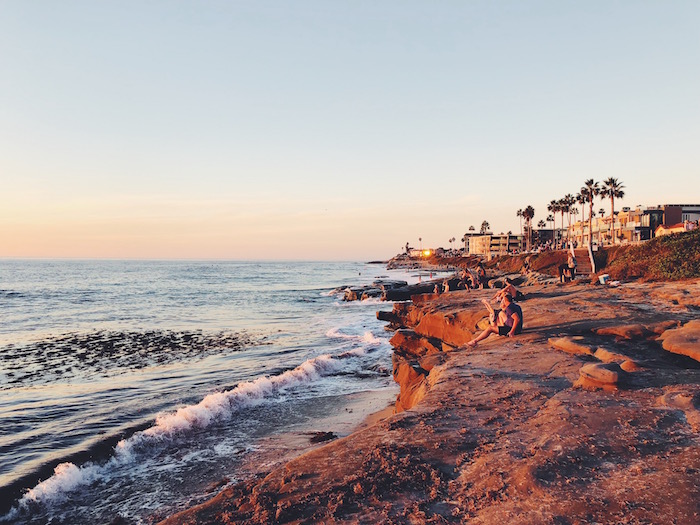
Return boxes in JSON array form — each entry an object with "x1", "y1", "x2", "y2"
[{"x1": 658, "y1": 319, "x2": 700, "y2": 363}]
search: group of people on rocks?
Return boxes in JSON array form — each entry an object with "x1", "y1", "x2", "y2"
[
  {"x1": 431, "y1": 249, "x2": 584, "y2": 347},
  {"x1": 460, "y1": 262, "x2": 487, "y2": 290},
  {"x1": 435, "y1": 262, "x2": 488, "y2": 295},
  {"x1": 431, "y1": 260, "x2": 526, "y2": 347}
]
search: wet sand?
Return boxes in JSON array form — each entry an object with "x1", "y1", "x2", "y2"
[{"x1": 161, "y1": 277, "x2": 700, "y2": 524}]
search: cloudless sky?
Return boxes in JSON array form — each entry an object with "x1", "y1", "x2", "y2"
[{"x1": 2, "y1": 1, "x2": 699, "y2": 260}]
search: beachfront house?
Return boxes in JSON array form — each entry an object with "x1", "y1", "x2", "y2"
[
  {"x1": 569, "y1": 204, "x2": 699, "y2": 245},
  {"x1": 658, "y1": 204, "x2": 700, "y2": 224},
  {"x1": 469, "y1": 234, "x2": 525, "y2": 256},
  {"x1": 655, "y1": 220, "x2": 698, "y2": 237}
]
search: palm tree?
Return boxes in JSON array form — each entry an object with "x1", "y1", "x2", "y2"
[
  {"x1": 547, "y1": 200, "x2": 558, "y2": 242},
  {"x1": 556, "y1": 199, "x2": 568, "y2": 247},
  {"x1": 480, "y1": 221, "x2": 490, "y2": 234},
  {"x1": 581, "y1": 179, "x2": 600, "y2": 247},
  {"x1": 600, "y1": 178, "x2": 625, "y2": 244},
  {"x1": 522, "y1": 205, "x2": 535, "y2": 251},
  {"x1": 537, "y1": 220, "x2": 546, "y2": 246},
  {"x1": 419, "y1": 237, "x2": 422, "y2": 251},
  {"x1": 545, "y1": 213, "x2": 554, "y2": 243},
  {"x1": 516, "y1": 209, "x2": 523, "y2": 236},
  {"x1": 563, "y1": 194, "x2": 576, "y2": 243},
  {"x1": 576, "y1": 192, "x2": 586, "y2": 227}
]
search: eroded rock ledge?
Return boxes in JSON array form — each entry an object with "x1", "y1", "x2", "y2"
[{"x1": 162, "y1": 279, "x2": 700, "y2": 525}]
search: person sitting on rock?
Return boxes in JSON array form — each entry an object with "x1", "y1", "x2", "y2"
[
  {"x1": 466, "y1": 294, "x2": 523, "y2": 347},
  {"x1": 558, "y1": 252, "x2": 577, "y2": 283},
  {"x1": 466, "y1": 268, "x2": 479, "y2": 289},
  {"x1": 492, "y1": 278, "x2": 523, "y2": 302},
  {"x1": 458, "y1": 269, "x2": 469, "y2": 290}
]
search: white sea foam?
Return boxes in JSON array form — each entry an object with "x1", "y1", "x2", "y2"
[
  {"x1": 140, "y1": 353, "x2": 341, "y2": 438},
  {"x1": 22, "y1": 463, "x2": 102, "y2": 504},
  {"x1": 325, "y1": 328, "x2": 381, "y2": 345},
  {"x1": 361, "y1": 332, "x2": 380, "y2": 344},
  {"x1": 11, "y1": 351, "x2": 354, "y2": 509}
]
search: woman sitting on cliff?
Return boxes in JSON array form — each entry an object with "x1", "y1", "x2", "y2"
[{"x1": 466, "y1": 294, "x2": 523, "y2": 347}]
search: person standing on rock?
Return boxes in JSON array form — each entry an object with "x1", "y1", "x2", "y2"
[{"x1": 466, "y1": 293, "x2": 523, "y2": 347}]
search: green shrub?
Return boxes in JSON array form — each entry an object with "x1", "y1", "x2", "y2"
[{"x1": 600, "y1": 229, "x2": 700, "y2": 281}]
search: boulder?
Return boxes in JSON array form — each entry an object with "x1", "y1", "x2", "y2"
[
  {"x1": 575, "y1": 362, "x2": 626, "y2": 390},
  {"x1": 548, "y1": 337, "x2": 594, "y2": 356},
  {"x1": 376, "y1": 310, "x2": 400, "y2": 325},
  {"x1": 658, "y1": 320, "x2": 700, "y2": 363},
  {"x1": 373, "y1": 279, "x2": 408, "y2": 290},
  {"x1": 595, "y1": 324, "x2": 650, "y2": 340},
  {"x1": 383, "y1": 282, "x2": 440, "y2": 301},
  {"x1": 361, "y1": 288, "x2": 383, "y2": 300},
  {"x1": 389, "y1": 329, "x2": 442, "y2": 358},
  {"x1": 593, "y1": 347, "x2": 628, "y2": 364},
  {"x1": 620, "y1": 359, "x2": 644, "y2": 372},
  {"x1": 646, "y1": 320, "x2": 680, "y2": 335}
]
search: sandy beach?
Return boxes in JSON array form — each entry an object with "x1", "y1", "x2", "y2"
[{"x1": 160, "y1": 266, "x2": 700, "y2": 524}]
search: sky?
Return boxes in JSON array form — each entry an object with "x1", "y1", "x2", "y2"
[{"x1": 1, "y1": 1, "x2": 699, "y2": 260}]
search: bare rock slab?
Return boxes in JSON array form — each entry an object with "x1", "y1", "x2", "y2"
[
  {"x1": 576, "y1": 362, "x2": 626, "y2": 390},
  {"x1": 658, "y1": 320, "x2": 700, "y2": 363},
  {"x1": 596, "y1": 324, "x2": 650, "y2": 340},
  {"x1": 548, "y1": 336, "x2": 594, "y2": 356}
]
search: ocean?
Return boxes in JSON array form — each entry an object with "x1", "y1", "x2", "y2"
[{"x1": 0, "y1": 260, "x2": 444, "y2": 524}]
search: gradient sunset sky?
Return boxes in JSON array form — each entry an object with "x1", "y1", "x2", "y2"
[{"x1": 2, "y1": 1, "x2": 699, "y2": 260}]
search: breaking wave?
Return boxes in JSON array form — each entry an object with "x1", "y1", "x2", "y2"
[
  {"x1": 325, "y1": 328, "x2": 381, "y2": 345},
  {"x1": 6, "y1": 350, "x2": 365, "y2": 513}
]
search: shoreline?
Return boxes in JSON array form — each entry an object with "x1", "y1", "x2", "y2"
[
  {"x1": 161, "y1": 271, "x2": 700, "y2": 524},
  {"x1": 233, "y1": 388, "x2": 398, "y2": 480}
]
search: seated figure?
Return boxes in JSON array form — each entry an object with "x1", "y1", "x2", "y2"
[{"x1": 467, "y1": 293, "x2": 523, "y2": 347}]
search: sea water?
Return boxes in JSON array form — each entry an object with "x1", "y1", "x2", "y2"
[{"x1": 0, "y1": 260, "x2": 445, "y2": 524}]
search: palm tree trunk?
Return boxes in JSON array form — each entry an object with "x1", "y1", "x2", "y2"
[
  {"x1": 560, "y1": 212, "x2": 565, "y2": 247},
  {"x1": 610, "y1": 197, "x2": 615, "y2": 244},
  {"x1": 588, "y1": 200, "x2": 594, "y2": 248}
]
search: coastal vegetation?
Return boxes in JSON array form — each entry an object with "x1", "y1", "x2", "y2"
[
  {"x1": 597, "y1": 228, "x2": 700, "y2": 281},
  {"x1": 488, "y1": 229, "x2": 700, "y2": 281}
]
